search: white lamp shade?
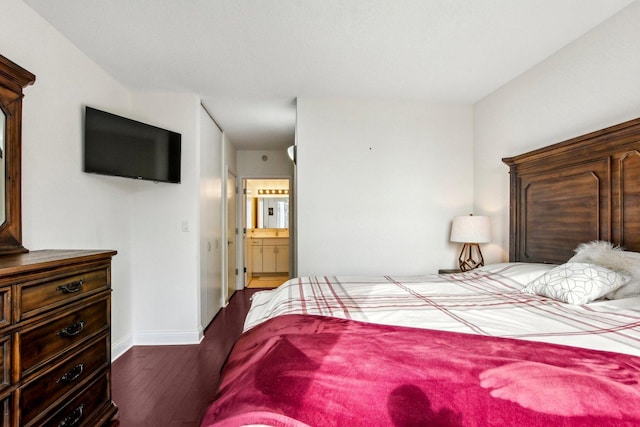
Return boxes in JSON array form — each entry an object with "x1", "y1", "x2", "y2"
[{"x1": 450, "y1": 215, "x2": 491, "y2": 243}]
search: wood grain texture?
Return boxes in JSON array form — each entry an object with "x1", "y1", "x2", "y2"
[
  {"x1": 112, "y1": 289, "x2": 259, "y2": 427},
  {"x1": 504, "y1": 117, "x2": 640, "y2": 263},
  {"x1": 0, "y1": 54, "x2": 35, "y2": 255},
  {"x1": 0, "y1": 250, "x2": 117, "y2": 276},
  {"x1": 619, "y1": 150, "x2": 640, "y2": 249},
  {"x1": 0, "y1": 249, "x2": 117, "y2": 426}
]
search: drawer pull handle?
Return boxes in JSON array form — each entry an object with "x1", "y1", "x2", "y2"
[
  {"x1": 58, "y1": 404, "x2": 84, "y2": 427},
  {"x1": 57, "y1": 363, "x2": 85, "y2": 383},
  {"x1": 56, "y1": 280, "x2": 84, "y2": 294},
  {"x1": 58, "y1": 321, "x2": 86, "y2": 337}
]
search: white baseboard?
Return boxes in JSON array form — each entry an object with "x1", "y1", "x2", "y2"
[
  {"x1": 132, "y1": 328, "x2": 204, "y2": 346},
  {"x1": 112, "y1": 334, "x2": 133, "y2": 361},
  {"x1": 111, "y1": 328, "x2": 205, "y2": 361}
]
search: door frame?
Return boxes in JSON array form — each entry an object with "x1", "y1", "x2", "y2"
[
  {"x1": 241, "y1": 177, "x2": 292, "y2": 288},
  {"x1": 226, "y1": 168, "x2": 237, "y2": 303}
]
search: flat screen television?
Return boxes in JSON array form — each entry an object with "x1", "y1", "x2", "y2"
[{"x1": 83, "y1": 106, "x2": 181, "y2": 183}]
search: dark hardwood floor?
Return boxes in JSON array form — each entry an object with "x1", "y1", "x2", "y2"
[{"x1": 111, "y1": 289, "x2": 261, "y2": 426}]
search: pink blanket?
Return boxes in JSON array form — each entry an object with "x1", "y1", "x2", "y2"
[{"x1": 201, "y1": 314, "x2": 640, "y2": 426}]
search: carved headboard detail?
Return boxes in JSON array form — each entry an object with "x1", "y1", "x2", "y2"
[{"x1": 503, "y1": 117, "x2": 640, "y2": 264}]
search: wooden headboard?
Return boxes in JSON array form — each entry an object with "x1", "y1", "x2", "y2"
[{"x1": 503, "y1": 117, "x2": 640, "y2": 264}]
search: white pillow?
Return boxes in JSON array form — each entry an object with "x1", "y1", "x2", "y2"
[
  {"x1": 522, "y1": 262, "x2": 630, "y2": 305},
  {"x1": 569, "y1": 241, "x2": 640, "y2": 299}
]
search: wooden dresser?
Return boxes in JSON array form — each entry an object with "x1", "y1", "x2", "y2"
[{"x1": 0, "y1": 250, "x2": 117, "y2": 426}]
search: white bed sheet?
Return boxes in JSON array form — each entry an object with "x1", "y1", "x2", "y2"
[{"x1": 245, "y1": 263, "x2": 640, "y2": 356}]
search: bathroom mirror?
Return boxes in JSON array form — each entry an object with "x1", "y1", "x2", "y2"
[
  {"x1": 257, "y1": 197, "x2": 289, "y2": 229},
  {"x1": 0, "y1": 54, "x2": 35, "y2": 254},
  {"x1": 245, "y1": 178, "x2": 290, "y2": 229}
]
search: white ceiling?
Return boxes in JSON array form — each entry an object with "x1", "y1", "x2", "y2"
[{"x1": 23, "y1": 0, "x2": 634, "y2": 150}]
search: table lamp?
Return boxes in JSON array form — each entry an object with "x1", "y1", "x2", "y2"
[{"x1": 450, "y1": 214, "x2": 491, "y2": 272}]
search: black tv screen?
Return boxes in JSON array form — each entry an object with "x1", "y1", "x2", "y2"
[{"x1": 84, "y1": 106, "x2": 181, "y2": 183}]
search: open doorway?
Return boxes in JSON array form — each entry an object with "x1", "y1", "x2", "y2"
[{"x1": 243, "y1": 178, "x2": 290, "y2": 288}]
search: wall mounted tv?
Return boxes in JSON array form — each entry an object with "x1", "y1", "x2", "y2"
[{"x1": 83, "y1": 106, "x2": 181, "y2": 184}]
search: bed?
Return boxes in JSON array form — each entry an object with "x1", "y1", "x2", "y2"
[{"x1": 201, "y1": 118, "x2": 640, "y2": 426}]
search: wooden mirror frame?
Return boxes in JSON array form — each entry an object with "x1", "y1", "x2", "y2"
[{"x1": 0, "y1": 55, "x2": 35, "y2": 254}]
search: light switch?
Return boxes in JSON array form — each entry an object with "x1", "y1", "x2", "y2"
[{"x1": 181, "y1": 220, "x2": 189, "y2": 232}]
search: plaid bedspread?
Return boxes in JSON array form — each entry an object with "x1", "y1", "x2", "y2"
[{"x1": 245, "y1": 264, "x2": 640, "y2": 356}]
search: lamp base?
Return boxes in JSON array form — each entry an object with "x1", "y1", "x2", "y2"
[{"x1": 458, "y1": 243, "x2": 484, "y2": 272}]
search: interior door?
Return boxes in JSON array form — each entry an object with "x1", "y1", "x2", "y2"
[
  {"x1": 199, "y1": 106, "x2": 222, "y2": 327},
  {"x1": 227, "y1": 170, "x2": 237, "y2": 302},
  {"x1": 242, "y1": 179, "x2": 248, "y2": 288}
]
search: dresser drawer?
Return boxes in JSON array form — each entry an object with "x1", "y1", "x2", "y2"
[
  {"x1": 19, "y1": 334, "x2": 109, "y2": 425},
  {"x1": 18, "y1": 268, "x2": 109, "y2": 321},
  {"x1": 19, "y1": 297, "x2": 109, "y2": 378},
  {"x1": 28, "y1": 370, "x2": 109, "y2": 427}
]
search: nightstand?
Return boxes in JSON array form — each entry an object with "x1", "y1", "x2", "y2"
[{"x1": 438, "y1": 268, "x2": 461, "y2": 274}]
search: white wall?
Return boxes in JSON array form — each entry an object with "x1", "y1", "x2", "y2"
[
  {"x1": 474, "y1": 1, "x2": 640, "y2": 264},
  {"x1": 2, "y1": 1, "x2": 230, "y2": 358},
  {"x1": 296, "y1": 98, "x2": 473, "y2": 276},
  {"x1": 2, "y1": 0, "x2": 135, "y2": 358},
  {"x1": 224, "y1": 135, "x2": 238, "y2": 176},
  {"x1": 129, "y1": 92, "x2": 202, "y2": 345}
]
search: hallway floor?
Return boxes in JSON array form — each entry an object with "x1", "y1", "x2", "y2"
[{"x1": 246, "y1": 274, "x2": 289, "y2": 289}]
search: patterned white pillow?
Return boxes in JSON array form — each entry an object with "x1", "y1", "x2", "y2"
[{"x1": 522, "y1": 262, "x2": 630, "y2": 305}]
